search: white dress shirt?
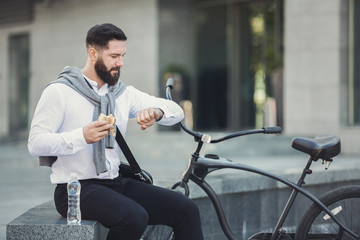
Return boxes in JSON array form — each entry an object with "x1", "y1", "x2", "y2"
[{"x1": 28, "y1": 77, "x2": 184, "y2": 184}]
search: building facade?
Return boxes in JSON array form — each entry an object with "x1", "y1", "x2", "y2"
[
  {"x1": 0, "y1": 0, "x2": 359, "y2": 153},
  {"x1": 284, "y1": 0, "x2": 360, "y2": 154}
]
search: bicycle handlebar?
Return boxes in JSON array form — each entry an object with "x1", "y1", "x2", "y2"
[
  {"x1": 165, "y1": 78, "x2": 282, "y2": 143},
  {"x1": 166, "y1": 78, "x2": 203, "y2": 139},
  {"x1": 210, "y1": 126, "x2": 282, "y2": 143},
  {"x1": 263, "y1": 126, "x2": 282, "y2": 134}
]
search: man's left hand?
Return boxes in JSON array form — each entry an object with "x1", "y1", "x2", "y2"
[{"x1": 136, "y1": 108, "x2": 163, "y2": 130}]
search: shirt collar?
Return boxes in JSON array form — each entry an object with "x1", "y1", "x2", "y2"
[{"x1": 82, "y1": 74, "x2": 109, "y2": 95}]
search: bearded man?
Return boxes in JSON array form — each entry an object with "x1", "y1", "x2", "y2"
[{"x1": 28, "y1": 23, "x2": 204, "y2": 240}]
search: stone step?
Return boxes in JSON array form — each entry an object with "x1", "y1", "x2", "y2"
[{"x1": 6, "y1": 201, "x2": 109, "y2": 240}]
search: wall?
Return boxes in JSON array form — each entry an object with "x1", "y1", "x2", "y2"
[
  {"x1": 158, "y1": 0, "x2": 195, "y2": 86},
  {"x1": 0, "y1": 0, "x2": 158, "y2": 136},
  {"x1": 0, "y1": 24, "x2": 33, "y2": 137},
  {"x1": 2, "y1": 0, "x2": 360, "y2": 154},
  {"x1": 283, "y1": 0, "x2": 360, "y2": 153}
]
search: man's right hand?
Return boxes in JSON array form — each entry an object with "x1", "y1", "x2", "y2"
[{"x1": 83, "y1": 120, "x2": 114, "y2": 144}]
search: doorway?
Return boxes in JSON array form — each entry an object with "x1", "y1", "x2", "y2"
[{"x1": 194, "y1": 0, "x2": 283, "y2": 131}]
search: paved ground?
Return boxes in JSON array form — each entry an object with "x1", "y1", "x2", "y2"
[{"x1": 1, "y1": 129, "x2": 359, "y2": 240}]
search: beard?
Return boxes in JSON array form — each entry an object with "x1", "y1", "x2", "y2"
[{"x1": 94, "y1": 58, "x2": 120, "y2": 86}]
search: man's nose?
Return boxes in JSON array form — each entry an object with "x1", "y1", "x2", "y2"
[{"x1": 116, "y1": 60, "x2": 123, "y2": 67}]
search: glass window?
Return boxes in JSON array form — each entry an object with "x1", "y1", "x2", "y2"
[
  {"x1": 158, "y1": 0, "x2": 283, "y2": 131},
  {"x1": 8, "y1": 33, "x2": 30, "y2": 134}
]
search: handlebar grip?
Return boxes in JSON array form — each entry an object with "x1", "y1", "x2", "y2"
[
  {"x1": 166, "y1": 78, "x2": 175, "y2": 89},
  {"x1": 263, "y1": 126, "x2": 282, "y2": 134}
]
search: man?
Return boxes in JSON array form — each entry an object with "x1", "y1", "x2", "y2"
[{"x1": 28, "y1": 23, "x2": 204, "y2": 240}]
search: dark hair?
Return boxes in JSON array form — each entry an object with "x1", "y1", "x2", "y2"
[{"x1": 86, "y1": 23, "x2": 127, "y2": 50}]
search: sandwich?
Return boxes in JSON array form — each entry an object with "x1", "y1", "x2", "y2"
[{"x1": 97, "y1": 113, "x2": 116, "y2": 136}]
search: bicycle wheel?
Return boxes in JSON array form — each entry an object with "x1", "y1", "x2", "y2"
[
  {"x1": 141, "y1": 225, "x2": 174, "y2": 240},
  {"x1": 295, "y1": 185, "x2": 360, "y2": 240}
]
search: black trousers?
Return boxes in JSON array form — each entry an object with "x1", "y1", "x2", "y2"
[{"x1": 54, "y1": 176, "x2": 204, "y2": 240}]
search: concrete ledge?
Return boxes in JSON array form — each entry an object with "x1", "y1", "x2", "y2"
[
  {"x1": 188, "y1": 164, "x2": 360, "y2": 199},
  {"x1": 6, "y1": 166, "x2": 360, "y2": 240},
  {"x1": 6, "y1": 201, "x2": 109, "y2": 240}
]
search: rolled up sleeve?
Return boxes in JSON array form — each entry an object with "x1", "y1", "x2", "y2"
[{"x1": 127, "y1": 86, "x2": 184, "y2": 126}]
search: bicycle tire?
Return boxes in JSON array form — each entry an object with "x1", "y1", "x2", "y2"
[
  {"x1": 295, "y1": 185, "x2": 360, "y2": 240},
  {"x1": 141, "y1": 225, "x2": 174, "y2": 240}
]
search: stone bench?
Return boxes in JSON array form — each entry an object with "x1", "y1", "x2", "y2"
[{"x1": 6, "y1": 200, "x2": 109, "y2": 240}]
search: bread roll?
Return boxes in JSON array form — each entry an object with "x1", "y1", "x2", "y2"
[{"x1": 97, "y1": 113, "x2": 116, "y2": 136}]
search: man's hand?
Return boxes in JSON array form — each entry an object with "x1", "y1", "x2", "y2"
[
  {"x1": 83, "y1": 120, "x2": 114, "y2": 144},
  {"x1": 137, "y1": 108, "x2": 163, "y2": 130}
]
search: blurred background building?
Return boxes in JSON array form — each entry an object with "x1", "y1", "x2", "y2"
[{"x1": 0, "y1": 0, "x2": 359, "y2": 153}]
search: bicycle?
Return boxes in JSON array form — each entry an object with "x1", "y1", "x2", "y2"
[{"x1": 141, "y1": 78, "x2": 360, "y2": 240}]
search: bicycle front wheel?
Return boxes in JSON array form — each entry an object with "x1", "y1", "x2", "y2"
[
  {"x1": 141, "y1": 225, "x2": 174, "y2": 240},
  {"x1": 295, "y1": 185, "x2": 360, "y2": 240}
]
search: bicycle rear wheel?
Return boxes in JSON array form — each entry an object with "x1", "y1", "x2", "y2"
[
  {"x1": 141, "y1": 225, "x2": 174, "y2": 240},
  {"x1": 295, "y1": 185, "x2": 360, "y2": 240}
]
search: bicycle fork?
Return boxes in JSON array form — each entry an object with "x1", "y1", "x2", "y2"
[{"x1": 270, "y1": 157, "x2": 314, "y2": 240}]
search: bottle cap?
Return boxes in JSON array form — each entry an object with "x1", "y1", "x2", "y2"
[{"x1": 70, "y1": 173, "x2": 77, "y2": 180}]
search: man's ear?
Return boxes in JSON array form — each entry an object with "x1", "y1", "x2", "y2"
[{"x1": 88, "y1": 47, "x2": 98, "y2": 62}]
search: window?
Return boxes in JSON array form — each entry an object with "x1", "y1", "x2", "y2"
[
  {"x1": 157, "y1": 0, "x2": 283, "y2": 131},
  {"x1": 8, "y1": 33, "x2": 30, "y2": 134}
]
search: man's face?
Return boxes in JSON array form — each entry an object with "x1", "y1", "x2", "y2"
[{"x1": 94, "y1": 40, "x2": 126, "y2": 86}]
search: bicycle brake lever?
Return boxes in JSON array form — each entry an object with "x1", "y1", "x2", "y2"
[{"x1": 201, "y1": 134, "x2": 212, "y2": 143}]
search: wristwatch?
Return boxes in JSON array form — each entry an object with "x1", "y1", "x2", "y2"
[{"x1": 156, "y1": 108, "x2": 164, "y2": 122}]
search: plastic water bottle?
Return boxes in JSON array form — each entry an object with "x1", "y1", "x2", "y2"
[{"x1": 67, "y1": 173, "x2": 81, "y2": 225}]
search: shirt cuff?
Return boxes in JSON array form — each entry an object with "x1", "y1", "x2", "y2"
[{"x1": 156, "y1": 106, "x2": 168, "y2": 123}]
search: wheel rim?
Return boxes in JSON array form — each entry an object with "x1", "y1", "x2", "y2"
[{"x1": 305, "y1": 197, "x2": 360, "y2": 239}]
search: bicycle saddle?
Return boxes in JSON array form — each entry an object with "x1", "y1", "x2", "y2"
[{"x1": 291, "y1": 135, "x2": 341, "y2": 160}]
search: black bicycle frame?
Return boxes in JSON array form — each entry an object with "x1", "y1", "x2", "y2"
[
  {"x1": 183, "y1": 155, "x2": 359, "y2": 240},
  {"x1": 166, "y1": 79, "x2": 357, "y2": 239}
]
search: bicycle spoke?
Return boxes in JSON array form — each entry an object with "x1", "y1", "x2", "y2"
[
  {"x1": 141, "y1": 225, "x2": 174, "y2": 240},
  {"x1": 295, "y1": 186, "x2": 360, "y2": 240},
  {"x1": 309, "y1": 199, "x2": 359, "y2": 239}
]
